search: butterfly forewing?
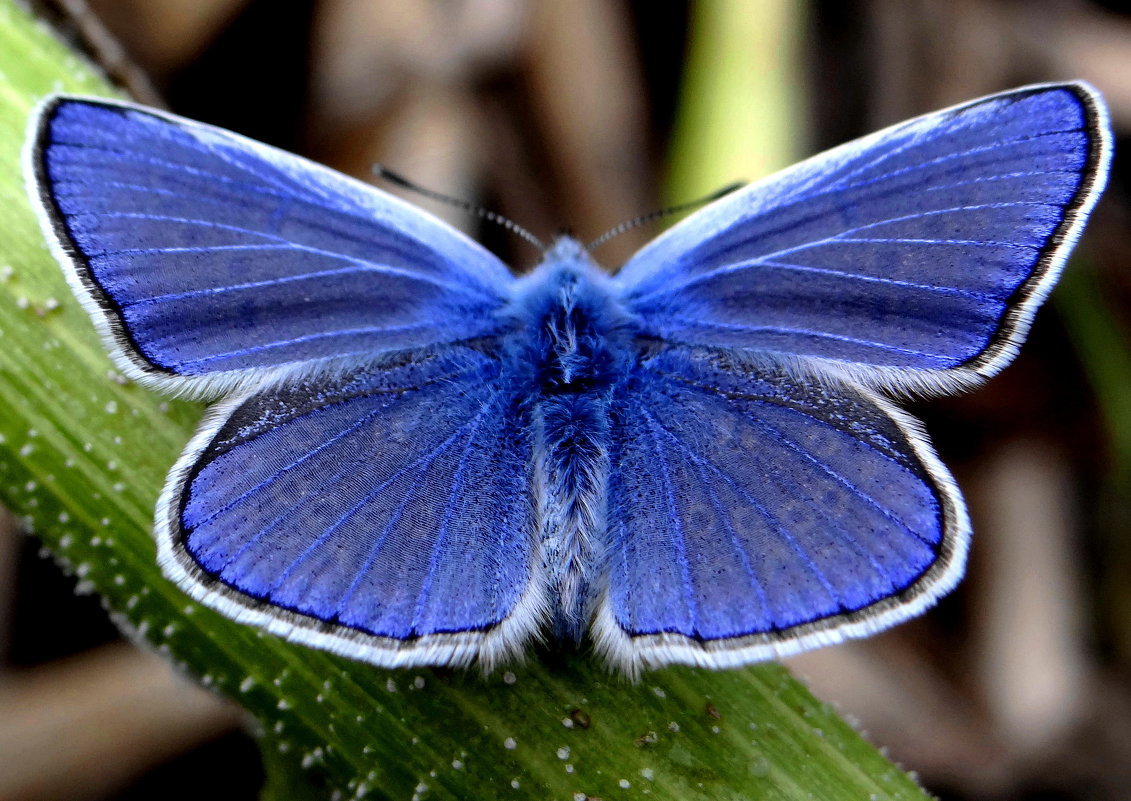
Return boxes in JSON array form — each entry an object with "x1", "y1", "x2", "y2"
[
  {"x1": 28, "y1": 97, "x2": 514, "y2": 397},
  {"x1": 614, "y1": 83, "x2": 1110, "y2": 392}
]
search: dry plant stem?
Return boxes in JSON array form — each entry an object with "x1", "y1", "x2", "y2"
[
  {"x1": 0, "y1": 643, "x2": 242, "y2": 801},
  {"x1": 85, "y1": 0, "x2": 251, "y2": 78},
  {"x1": 864, "y1": 0, "x2": 1014, "y2": 124},
  {"x1": 481, "y1": 95, "x2": 562, "y2": 262},
  {"x1": 523, "y1": 0, "x2": 655, "y2": 264},
  {"x1": 970, "y1": 438, "x2": 1088, "y2": 756},
  {"x1": 0, "y1": 509, "x2": 18, "y2": 661},
  {"x1": 309, "y1": 0, "x2": 527, "y2": 128},
  {"x1": 1017, "y1": 3, "x2": 1131, "y2": 129},
  {"x1": 864, "y1": 2, "x2": 1131, "y2": 129},
  {"x1": 306, "y1": 0, "x2": 526, "y2": 238}
]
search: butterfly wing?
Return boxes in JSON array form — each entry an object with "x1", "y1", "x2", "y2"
[
  {"x1": 594, "y1": 347, "x2": 965, "y2": 672},
  {"x1": 27, "y1": 96, "x2": 538, "y2": 665},
  {"x1": 614, "y1": 83, "x2": 1110, "y2": 393},
  {"x1": 26, "y1": 96, "x2": 513, "y2": 397},
  {"x1": 160, "y1": 344, "x2": 541, "y2": 668},
  {"x1": 597, "y1": 83, "x2": 1109, "y2": 670}
]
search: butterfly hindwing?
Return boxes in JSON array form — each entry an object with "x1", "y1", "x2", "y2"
[
  {"x1": 26, "y1": 96, "x2": 514, "y2": 396},
  {"x1": 594, "y1": 346, "x2": 966, "y2": 672},
  {"x1": 613, "y1": 83, "x2": 1110, "y2": 392},
  {"x1": 158, "y1": 345, "x2": 542, "y2": 668}
]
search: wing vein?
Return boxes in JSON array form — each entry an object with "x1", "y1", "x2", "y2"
[
  {"x1": 50, "y1": 142, "x2": 328, "y2": 207},
  {"x1": 194, "y1": 368, "x2": 474, "y2": 531},
  {"x1": 657, "y1": 317, "x2": 946, "y2": 361},
  {"x1": 746, "y1": 407, "x2": 936, "y2": 546},
  {"x1": 411, "y1": 404, "x2": 492, "y2": 631},
  {"x1": 641, "y1": 411, "x2": 700, "y2": 632},
  {"x1": 644, "y1": 408, "x2": 841, "y2": 611},
  {"x1": 212, "y1": 392, "x2": 490, "y2": 580},
  {"x1": 331, "y1": 405, "x2": 490, "y2": 617},
  {"x1": 174, "y1": 324, "x2": 445, "y2": 371},
  {"x1": 684, "y1": 443, "x2": 772, "y2": 623},
  {"x1": 652, "y1": 256, "x2": 1001, "y2": 302},
  {"x1": 823, "y1": 125, "x2": 1085, "y2": 193},
  {"x1": 634, "y1": 201, "x2": 1060, "y2": 305}
]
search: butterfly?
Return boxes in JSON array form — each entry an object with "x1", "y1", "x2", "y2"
[{"x1": 24, "y1": 83, "x2": 1110, "y2": 674}]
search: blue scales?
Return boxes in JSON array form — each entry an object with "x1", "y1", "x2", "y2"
[{"x1": 24, "y1": 84, "x2": 1111, "y2": 672}]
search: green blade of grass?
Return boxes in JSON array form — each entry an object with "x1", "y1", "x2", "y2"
[
  {"x1": 667, "y1": 0, "x2": 805, "y2": 201},
  {"x1": 0, "y1": 3, "x2": 931, "y2": 798}
]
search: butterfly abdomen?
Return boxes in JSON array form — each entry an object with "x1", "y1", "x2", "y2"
[{"x1": 504, "y1": 239, "x2": 637, "y2": 635}]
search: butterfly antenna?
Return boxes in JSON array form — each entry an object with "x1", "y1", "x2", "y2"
[
  {"x1": 372, "y1": 165, "x2": 545, "y2": 250},
  {"x1": 585, "y1": 181, "x2": 747, "y2": 252}
]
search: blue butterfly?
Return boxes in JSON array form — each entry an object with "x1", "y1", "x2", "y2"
[{"x1": 24, "y1": 83, "x2": 1110, "y2": 674}]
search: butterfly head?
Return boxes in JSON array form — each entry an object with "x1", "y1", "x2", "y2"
[
  {"x1": 496, "y1": 236, "x2": 637, "y2": 396},
  {"x1": 540, "y1": 234, "x2": 590, "y2": 263}
]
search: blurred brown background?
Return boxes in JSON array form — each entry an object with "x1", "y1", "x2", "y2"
[{"x1": 2, "y1": 1, "x2": 1130, "y2": 799}]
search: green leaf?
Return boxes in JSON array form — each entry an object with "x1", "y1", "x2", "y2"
[{"x1": 0, "y1": 2, "x2": 931, "y2": 798}]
